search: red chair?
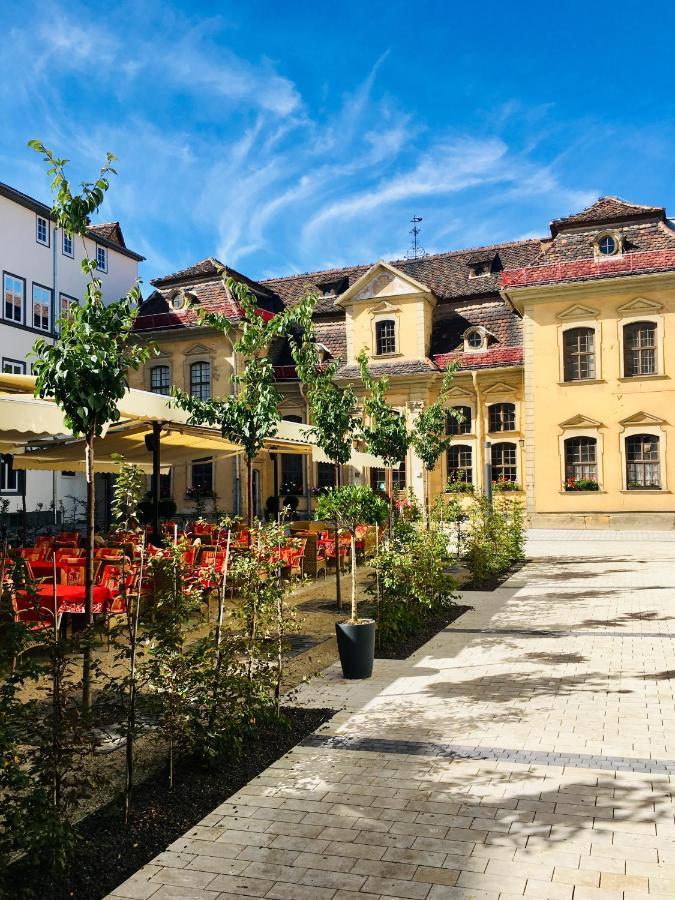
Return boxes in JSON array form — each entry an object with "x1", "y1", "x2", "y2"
[
  {"x1": 195, "y1": 550, "x2": 229, "y2": 590},
  {"x1": 283, "y1": 538, "x2": 306, "y2": 579},
  {"x1": 9, "y1": 590, "x2": 61, "y2": 669}
]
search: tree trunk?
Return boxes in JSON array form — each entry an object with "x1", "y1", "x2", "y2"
[
  {"x1": 387, "y1": 467, "x2": 394, "y2": 540},
  {"x1": 246, "y1": 457, "x2": 254, "y2": 527},
  {"x1": 334, "y1": 462, "x2": 342, "y2": 610},
  {"x1": 208, "y1": 529, "x2": 231, "y2": 732},
  {"x1": 124, "y1": 542, "x2": 144, "y2": 826},
  {"x1": 425, "y1": 467, "x2": 430, "y2": 531},
  {"x1": 350, "y1": 532, "x2": 357, "y2": 622},
  {"x1": 82, "y1": 432, "x2": 95, "y2": 711}
]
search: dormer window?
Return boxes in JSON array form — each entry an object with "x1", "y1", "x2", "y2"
[
  {"x1": 375, "y1": 319, "x2": 396, "y2": 355},
  {"x1": 467, "y1": 253, "x2": 498, "y2": 278},
  {"x1": 470, "y1": 262, "x2": 490, "y2": 277},
  {"x1": 464, "y1": 328, "x2": 487, "y2": 352},
  {"x1": 595, "y1": 232, "x2": 621, "y2": 258},
  {"x1": 318, "y1": 276, "x2": 348, "y2": 297}
]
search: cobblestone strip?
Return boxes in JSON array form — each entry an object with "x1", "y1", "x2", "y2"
[
  {"x1": 302, "y1": 734, "x2": 675, "y2": 774},
  {"x1": 446, "y1": 626, "x2": 675, "y2": 638}
]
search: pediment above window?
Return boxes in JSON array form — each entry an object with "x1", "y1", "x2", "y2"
[
  {"x1": 368, "y1": 300, "x2": 401, "y2": 317},
  {"x1": 184, "y1": 343, "x2": 212, "y2": 357},
  {"x1": 482, "y1": 381, "x2": 517, "y2": 396},
  {"x1": 559, "y1": 414, "x2": 604, "y2": 429},
  {"x1": 556, "y1": 304, "x2": 600, "y2": 321},
  {"x1": 444, "y1": 384, "x2": 474, "y2": 399},
  {"x1": 337, "y1": 261, "x2": 434, "y2": 306},
  {"x1": 619, "y1": 411, "x2": 667, "y2": 427},
  {"x1": 617, "y1": 296, "x2": 663, "y2": 314}
]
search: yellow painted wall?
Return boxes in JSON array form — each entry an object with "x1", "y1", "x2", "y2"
[
  {"x1": 348, "y1": 292, "x2": 434, "y2": 362},
  {"x1": 516, "y1": 273, "x2": 675, "y2": 518}
]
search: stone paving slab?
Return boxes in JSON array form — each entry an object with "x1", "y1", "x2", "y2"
[{"x1": 108, "y1": 534, "x2": 675, "y2": 899}]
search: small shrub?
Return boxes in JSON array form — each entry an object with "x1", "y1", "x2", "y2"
[{"x1": 463, "y1": 495, "x2": 525, "y2": 587}]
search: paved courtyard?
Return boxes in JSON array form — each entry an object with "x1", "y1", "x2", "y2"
[{"x1": 109, "y1": 531, "x2": 675, "y2": 900}]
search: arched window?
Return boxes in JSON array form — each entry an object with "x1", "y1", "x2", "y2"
[
  {"x1": 447, "y1": 445, "x2": 472, "y2": 485},
  {"x1": 375, "y1": 319, "x2": 396, "y2": 355},
  {"x1": 563, "y1": 327, "x2": 595, "y2": 381},
  {"x1": 150, "y1": 365, "x2": 170, "y2": 395},
  {"x1": 488, "y1": 402, "x2": 516, "y2": 433},
  {"x1": 623, "y1": 322, "x2": 656, "y2": 377},
  {"x1": 565, "y1": 436, "x2": 597, "y2": 483},
  {"x1": 447, "y1": 405, "x2": 471, "y2": 435},
  {"x1": 190, "y1": 361, "x2": 211, "y2": 400},
  {"x1": 491, "y1": 442, "x2": 517, "y2": 483},
  {"x1": 626, "y1": 434, "x2": 660, "y2": 490}
]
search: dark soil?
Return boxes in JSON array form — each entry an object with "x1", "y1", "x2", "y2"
[
  {"x1": 4, "y1": 706, "x2": 333, "y2": 900},
  {"x1": 375, "y1": 604, "x2": 471, "y2": 659},
  {"x1": 462, "y1": 559, "x2": 527, "y2": 591}
]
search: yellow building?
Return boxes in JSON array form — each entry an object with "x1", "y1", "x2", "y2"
[{"x1": 131, "y1": 196, "x2": 675, "y2": 528}]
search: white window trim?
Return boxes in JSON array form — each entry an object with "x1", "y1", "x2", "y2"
[
  {"x1": 62, "y1": 230, "x2": 74, "y2": 258},
  {"x1": 186, "y1": 359, "x2": 212, "y2": 399},
  {"x1": 463, "y1": 327, "x2": 488, "y2": 353},
  {"x1": 618, "y1": 314, "x2": 664, "y2": 379},
  {"x1": 371, "y1": 312, "x2": 400, "y2": 357},
  {"x1": 36, "y1": 214, "x2": 50, "y2": 247},
  {"x1": 489, "y1": 439, "x2": 520, "y2": 486},
  {"x1": 620, "y1": 425, "x2": 667, "y2": 492},
  {"x1": 558, "y1": 429, "x2": 604, "y2": 491},
  {"x1": 558, "y1": 319, "x2": 602, "y2": 383},
  {"x1": 149, "y1": 361, "x2": 173, "y2": 394},
  {"x1": 444, "y1": 440, "x2": 476, "y2": 488},
  {"x1": 31, "y1": 283, "x2": 52, "y2": 333},
  {"x1": 96, "y1": 245, "x2": 108, "y2": 273},
  {"x1": 3, "y1": 273, "x2": 25, "y2": 325}
]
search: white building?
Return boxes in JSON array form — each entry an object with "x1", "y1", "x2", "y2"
[{"x1": 0, "y1": 181, "x2": 144, "y2": 519}]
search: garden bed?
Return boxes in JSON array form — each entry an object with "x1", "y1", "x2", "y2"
[
  {"x1": 463, "y1": 558, "x2": 527, "y2": 591},
  {"x1": 375, "y1": 603, "x2": 471, "y2": 659},
  {"x1": 4, "y1": 706, "x2": 334, "y2": 900}
]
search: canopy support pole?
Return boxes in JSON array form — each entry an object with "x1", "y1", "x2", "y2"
[{"x1": 150, "y1": 422, "x2": 163, "y2": 546}]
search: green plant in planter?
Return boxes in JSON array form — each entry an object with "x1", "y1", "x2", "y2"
[
  {"x1": 492, "y1": 478, "x2": 521, "y2": 492},
  {"x1": 564, "y1": 477, "x2": 599, "y2": 491},
  {"x1": 111, "y1": 454, "x2": 144, "y2": 531},
  {"x1": 315, "y1": 485, "x2": 388, "y2": 622},
  {"x1": 445, "y1": 479, "x2": 474, "y2": 494}
]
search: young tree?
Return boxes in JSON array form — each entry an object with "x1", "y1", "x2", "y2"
[
  {"x1": 173, "y1": 278, "x2": 314, "y2": 525},
  {"x1": 315, "y1": 485, "x2": 387, "y2": 622},
  {"x1": 110, "y1": 453, "x2": 145, "y2": 531},
  {"x1": 357, "y1": 349, "x2": 410, "y2": 532},
  {"x1": 410, "y1": 364, "x2": 460, "y2": 528},
  {"x1": 290, "y1": 315, "x2": 361, "y2": 609},
  {"x1": 29, "y1": 141, "x2": 153, "y2": 708}
]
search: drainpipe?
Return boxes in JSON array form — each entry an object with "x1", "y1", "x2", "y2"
[{"x1": 471, "y1": 370, "x2": 483, "y2": 495}]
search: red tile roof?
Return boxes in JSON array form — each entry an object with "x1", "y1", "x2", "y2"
[
  {"x1": 502, "y1": 248, "x2": 675, "y2": 289},
  {"x1": 433, "y1": 347, "x2": 523, "y2": 371}
]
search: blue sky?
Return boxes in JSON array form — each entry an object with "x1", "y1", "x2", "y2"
[{"x1": 2, "y1": 0, "x2": 675, "y2": 288}]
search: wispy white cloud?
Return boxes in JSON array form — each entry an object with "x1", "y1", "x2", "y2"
[{"x1": 0, "y1": 2, "x2": 606, "y2": 284}]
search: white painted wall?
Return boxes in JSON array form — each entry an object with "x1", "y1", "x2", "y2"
[{"x1": 0, "y1": 190, "x2": 141, "y2": 516}]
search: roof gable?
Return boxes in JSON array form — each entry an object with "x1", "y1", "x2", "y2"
[
  {"x1": 336, "y1": 261, "x2": 434, "y2": 306},
  {"x1": 550, "y1": 197, "x2": 664, "y2": 235}
]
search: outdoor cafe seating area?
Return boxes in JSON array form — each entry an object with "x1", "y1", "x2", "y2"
[{"x1": 3, "y1": 519, "x2": 381, "y2": 647}]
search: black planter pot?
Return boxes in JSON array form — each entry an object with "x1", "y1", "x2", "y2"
[{"x1": 335, "y1": 620, "x2": 376, "y2": 679}]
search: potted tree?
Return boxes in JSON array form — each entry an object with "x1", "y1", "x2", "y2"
[{"x1": 315, "y1": 485, "x2": 388, "y2": 679}]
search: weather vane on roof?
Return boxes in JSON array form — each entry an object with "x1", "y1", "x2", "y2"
[{"x1": 406, "y1": 215, "x2": 427, "y2": 260}]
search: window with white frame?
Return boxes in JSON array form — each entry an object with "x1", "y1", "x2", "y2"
[
  {"x1": 190, "y1": 361, "x2": 211, "y2": 399},
  {"x1": 96, "y1": 245, "x2": 107, "y2": 272},
  {"x1": 3, "y1": 274, "x2": 24, "y2": 324},
  {"x1": 623, "y1": 321, "x2": 657, "y2": 377},
  {"x1": 36, "y1": 215, "x2": 49, "y2": 246},
  {"x1": 626, "y1": 434, "x2": 661, "y2": 490},
  {"x1": 2, "y1": 359, "x2": 26, "y2": 375},
  {"x1": 375, "y1": 319, "x2": 396, "y2": 355},
  {"x1": 563, "y1": 326, "x2": 596, "y2": 381},
  {"x1": 32, "y1": 284, "x2": 51, "y2": 332},
  {"x1": 488, "y1": 402, "x2": 516, "y2": 433},
  {"x1": 59, "y1": 294, "x2": 77, "y2": 326},
  {"x1": 447, "y1": 444, "x2": 472, "y2": 485},
  {"x1": 0, "y1": 456, "x2": 22, "y2": 494},
  {"x1": 491, "y1": 442, "x2": 518, "y2": 483},
  {"x1": 447, "y1": 405, "x2": 471, "y2": 435},
  {"x1": 150, "y1": 365, "x2": 171, "y2": 395},
  {"x1": 564, "y1": 436, "x2": 598, "y2": 484},
  {"x1": 62, "y1": 230, "x2": 73, "y2": 257}
]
